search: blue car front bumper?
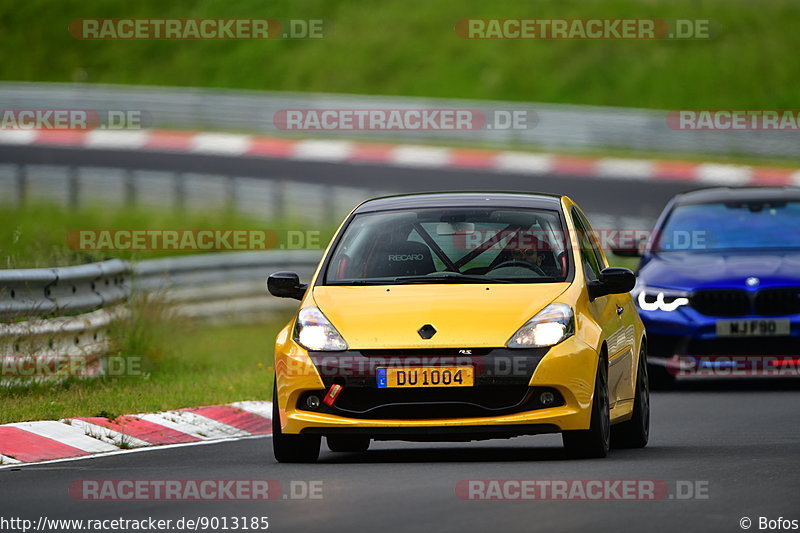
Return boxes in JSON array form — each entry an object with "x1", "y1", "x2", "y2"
[{"x1": 638, "y1": 306, "x2": 800, "y2": 377}]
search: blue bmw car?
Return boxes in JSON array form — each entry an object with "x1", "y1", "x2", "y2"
[{"x1": 615, "y1": 186, "x2": 800, "y2": 385}]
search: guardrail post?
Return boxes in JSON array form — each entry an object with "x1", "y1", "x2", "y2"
[
  {"x1": 174, "y1": 171, "x2": 185, "y2": 211},
  {"x1": 323, "y1": 184, "x2": 336, "y2": 226},
  {"x1": 124, "y1": 169, "x2": 137, "y2": 207},
  {"x1": 225, "y1": 176, "x2": 237, "y2": 212},
  {"x1": 272, "y1": 180, "x2": 285, "y2": 221}
]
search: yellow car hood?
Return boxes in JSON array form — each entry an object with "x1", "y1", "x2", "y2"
[{"x1": 311, "y1": 283, "x2": 570, "y2": 349}]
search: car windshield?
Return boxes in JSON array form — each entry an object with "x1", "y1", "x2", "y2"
[
  {"x1": 324, "y1": 207, "x2": 571, "y2": 285},
  {"x1": 656, "y1": 200, "x2": 800, "y2": 252}
]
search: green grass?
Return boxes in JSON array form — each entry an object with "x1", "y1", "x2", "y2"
[
  {"x1": 0, "y1": 315, "x2": 291, "y2": 424},
  {"x1": 0, "y1": 201, "x2": 331, "y2": 268},
  {"x1": 606, "y1": 255, "x2": 640, "y2": 271},
  {"x1": 1, "y1": 0, "x2": 798, "y2": 110}
]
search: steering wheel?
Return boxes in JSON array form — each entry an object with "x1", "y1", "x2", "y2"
[{"x1": 489, "y1": 260, "x2": 547, "y2": 276}]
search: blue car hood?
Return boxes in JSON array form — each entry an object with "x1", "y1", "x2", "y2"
[{"x1": 638, "y1": 251, "x2": 800, "y2": 290}]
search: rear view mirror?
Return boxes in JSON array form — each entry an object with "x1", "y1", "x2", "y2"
[
  {"x1": 588, "y1": 267, "x2": 636, "y2": 300},
  {"x1": 436, "y1": 222, "x2": 475, "y2": 235},
  {"x1": 267, "y1": 271, "x2": 307, "y2": 301}
]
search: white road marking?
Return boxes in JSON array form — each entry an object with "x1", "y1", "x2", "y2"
[
  {"x1": 84, "y1": 130, "x2": 149, "y2": 149},
  {"x1": 62, "y1": 418, "x2": 152, "y2": 449},
  {"x1": 595, "y1": 158, "x2": 655, "y2": 180},
  {"x1": 696, "y1": 163, "x2": 753, "y2": 185},
  {"x1": 493, "y1": 151, "x2": 554, "y2": 174},
  {"x1": 190, "y1": 133, "x2": 252, "y2": 155},
  {"x1": 0, "y1": 401, "x2": 275, "y2": 468},
  {"x1": 137, "y1": 410, "x2": 248, "y2": 440},
  {"x1": 0, "y1": 129, "x2": 38, "y2": 144},
  {"x1": 0, "y1": 434, "x2": 270, "y2": 471},
  {"x1": 6, "y1": 421, "x2": 119, "y2": 453},
  {"x1": 390, "y1": 145, "x2": 451, "y2": 167},
  {"x1": 230, "y1": 401, "x2": 273, "y2": 420},
  {"x1": 292, "y1": 140, "x2": 354, "y2": 161}
]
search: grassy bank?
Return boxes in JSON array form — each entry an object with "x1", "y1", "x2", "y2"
[
  {"x1": 0, "y1": 315, "x2": 290, "y2": 424},
  {"x1": 0, "y1": 201, "x2": 330, "y2": 268},
  {"x1": 1, "y1": 0, "x2": 798, "y2": 110}
]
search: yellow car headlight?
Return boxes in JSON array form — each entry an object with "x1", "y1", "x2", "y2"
[
  {"x1": 507, "y1": 303, "x2": 575, "y2": 348},
  {"x1": 293, "y1": 307, "x2": 348, "y2": 351}
]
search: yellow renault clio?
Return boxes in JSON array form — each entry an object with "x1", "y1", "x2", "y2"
[{"x1": 268, "y1": 192, "x2": 648, "y2": 462}]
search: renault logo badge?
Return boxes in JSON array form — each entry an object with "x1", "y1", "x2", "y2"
[{"x1": 418, "y1": 324, "x2": 437, "y2": 339}]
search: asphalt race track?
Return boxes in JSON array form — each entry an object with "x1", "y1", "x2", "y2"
[
  {"x1": 2, "y1": 383, "x2": 799, "y2": 532},
  {"x1": 0, "y1": 144, "x2": 690, "y2": 220}
]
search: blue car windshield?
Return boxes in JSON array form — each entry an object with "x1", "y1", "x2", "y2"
[{"x1": 656, "y1": 200, "x2": 800, "y2": 252}]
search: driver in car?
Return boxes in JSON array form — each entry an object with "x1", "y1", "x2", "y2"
[
  {"x1": 510, "y1": 245, "x2": 544, "y2": 268},
  {"x1": 506, "y1": 230, "x2": 550, "y2": 269}
]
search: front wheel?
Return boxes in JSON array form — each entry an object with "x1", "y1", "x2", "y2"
[
  {"x1": 272, "y1": 382, "x2": 321, "y2": 463},
  {"x1": 562, "y1": 359, "x2": 610, "y2": 459}
]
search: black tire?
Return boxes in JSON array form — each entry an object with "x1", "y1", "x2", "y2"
[
  {"x1": 272, "y1": 382, "x2": 320, "y2": 463},
  {"x1": 562, "y1": 358, "x2": 610, "y2": 459},
  {"x1": 327, "y1": 435, "x2": 370, "y2": 453},
  {"x1": 611, "y1": 347, "x2": 650, "y2": 449}
]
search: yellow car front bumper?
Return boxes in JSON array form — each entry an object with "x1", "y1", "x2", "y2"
[{"x1": 274, "y1": 330, "x2": 601, "y2": 437}]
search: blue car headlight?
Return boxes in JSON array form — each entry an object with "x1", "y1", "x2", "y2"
[{"x1": 634, "y1": 284, "x2": 690, "y2": 312}]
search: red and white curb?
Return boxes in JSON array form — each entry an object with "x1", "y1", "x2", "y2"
[
  {"x1": 1, "y1": 128, "x2": 799, "y2": 186},
  {"x1": 0, "y1": 401, "x2": 271, "y2": 468}
]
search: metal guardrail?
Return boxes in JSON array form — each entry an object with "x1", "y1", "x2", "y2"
[
  {"x1": 0, "y1": 306, "x2": 127, "y2": 387},
  {"x1": 0, "y1": 259, "x2": 129, "y2": 320},
  {"x1": 0, "y1": 163, "x2": 381, "y2": 227},
  {"x1": 0, "y1": 251, "x2": 322, "y2": 382},
  {"x1": 134, "y1": 250, "x2": 321, "y2": 323},
  {"x1": 134, "y1": 250, "x2": 321, "y2": 291},
  {"x1": 0, "y1": 81, "x2": 796, "y2": 158}
]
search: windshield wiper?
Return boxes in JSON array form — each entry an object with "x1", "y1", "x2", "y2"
[{"x1": 393, "y1": 273, "x2": 511, "y2": 284}]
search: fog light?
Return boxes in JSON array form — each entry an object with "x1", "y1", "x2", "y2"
[
  {"x1": 306, "y1": 395, "x2": 321, "y2": 409},
  {"x1": 539, "y1": 391, "x2": 555, "y2": 406}
]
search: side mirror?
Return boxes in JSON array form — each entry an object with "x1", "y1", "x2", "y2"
[
  {"x1": 588, "y1": 267, "x2": 636, "y2": 300},
  {"x1": 267, "y1": 271, "x2": 307, "y2": 301}
]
